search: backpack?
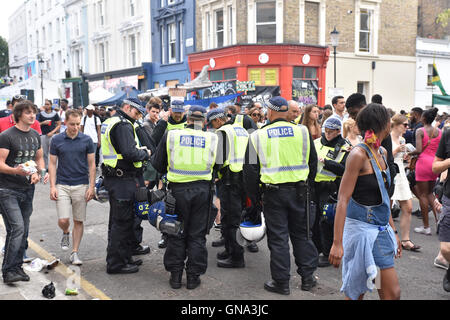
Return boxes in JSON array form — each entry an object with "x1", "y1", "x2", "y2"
[{"x1": 82, "y1": 115, "x2": 98, "y2": 133}]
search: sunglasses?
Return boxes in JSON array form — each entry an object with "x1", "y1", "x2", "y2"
[
  {"x1": 252, "y1": 113, "x2": 261, "y2": 117},
  {"x1": 402, "y1": 123, "x2": 408, "y2": 127},
  {"x1": 13, "y1": 95, "x2": 27, "y2": 101}
]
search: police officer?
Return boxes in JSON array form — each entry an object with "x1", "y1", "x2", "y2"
[
  {"x1": 207, "y1": 108, "x2": 249, "y2": 268},
  {"x1": 153, "y1": 99, "x2": 188, "y2": 249},
  {"x1": 312, "y1": 117, "x2": 349, "y2": 267},
  {"x1": 244, "y1": 96, "x2": 318, "y2": 294},
  {"x1": 166, "y1": 100, "x2": 187, "y2": 131},
  {"x1": 101, "y1": 98, "x2": 151, "y2": 274},
  {"x1": 151, "y1": 106, "x2": 218, "y2": 290}
]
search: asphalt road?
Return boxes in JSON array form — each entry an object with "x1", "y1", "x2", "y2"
[{"x1": 3, "y1": 182, "x2": 450, "y2": 301}]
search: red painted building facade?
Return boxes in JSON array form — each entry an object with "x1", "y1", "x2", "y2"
[{"x1": 188, "y1": 44, "x2": 330, "y2": 107}]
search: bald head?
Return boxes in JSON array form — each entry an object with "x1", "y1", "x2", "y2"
[{"x1": 287, "y1": 100, "x2": 300, "y2": 122}]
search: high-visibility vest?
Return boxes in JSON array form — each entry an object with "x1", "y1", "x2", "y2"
[
  {"x1": 166, "y1": 128, "x2": 218, "y2": 183},
  {"x1": 166, "y1": 119, "x2": 186, "y2": 131},
  {"x1": 250, "y1": 122, "x2": 310, "y2": 184},
  {"x1": 217, "y1": 114, "x2": 249, "y2": 173},
  {"x1": 314, "y1": 138, "x2": 347, "y2": 183},
  {"x1": 101, "y1": 116, "x2": 143, "y2": 169}
]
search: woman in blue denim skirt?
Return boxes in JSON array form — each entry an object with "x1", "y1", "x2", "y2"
[{"x1": 329, "y1": 103, "x2": 402, "y2": 300}]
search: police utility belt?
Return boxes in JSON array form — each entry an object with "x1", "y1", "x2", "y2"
[
  {"x1": 102, "y1": 164, "x2": 141, "y2": 178},
  {"x1": 262, "y1": 181, "x2": 308, "y2": 197}
]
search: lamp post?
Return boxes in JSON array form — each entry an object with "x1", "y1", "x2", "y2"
[
  {"x1": 38, "y1": 55, "x2": 45, "y2": 106},
  {"x1": 330, "y1": 27, "x2": 340, "y2": 89}
]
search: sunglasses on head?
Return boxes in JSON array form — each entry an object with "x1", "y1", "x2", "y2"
[{"x1": 13, "y1": 95, "x2": 27, "y2": 101}]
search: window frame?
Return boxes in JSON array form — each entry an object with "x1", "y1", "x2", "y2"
[
  {"x1": 255, "y1": 0, "x2": 277, "y2": 44},
  {"x1": 168, "y1": 23, "x2": 177, "y2": 64}
]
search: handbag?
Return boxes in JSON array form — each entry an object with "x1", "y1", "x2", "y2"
[{"x1": 408, "y1": 127, "x2": 434, "y2": 171}]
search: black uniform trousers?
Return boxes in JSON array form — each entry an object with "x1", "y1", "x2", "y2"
[
  {"x1": 313, "y1": 181, "x2": 337, "y2": 257},
  {"x1": 216, "y1": 181, "x2": 244, "y2": 261},
  {"x1": 263, "y1": 187, "x2": 318, "y2": 284},
  {"x1": 104, "y1": 176, "x2": 141, "y2": 271},
  {"x1": 164, "y1": 181, "x2": 212, "y2": 276}
]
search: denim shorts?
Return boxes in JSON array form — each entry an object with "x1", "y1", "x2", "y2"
[{"x1": 372, "y1": 228, "x2": 396, "y2": 269}]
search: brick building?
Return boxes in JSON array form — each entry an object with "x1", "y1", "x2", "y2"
[{"x1": 193, "y1": 0, "x2": 420, "y2": 110}]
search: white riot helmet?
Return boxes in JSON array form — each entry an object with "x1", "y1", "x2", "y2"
[{"x1": 236, "y1": 213, "x2": 266, "y2": 246}]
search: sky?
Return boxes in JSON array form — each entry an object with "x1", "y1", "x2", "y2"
[{"x1": 0, "y1": 2, "x2": 24, "y2": 40}]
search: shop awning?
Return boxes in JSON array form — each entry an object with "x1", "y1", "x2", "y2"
[{"x1": 433, "y1": 94, "x2": 450, "y2": 106}]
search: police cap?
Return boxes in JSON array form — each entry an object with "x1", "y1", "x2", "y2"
[
  {"x1": 171, "y1": 100, "x2": 185, "y2": 113},
  {"x1": 207, "y1": 108, "x2": 226, "y2": 123},
  {"x1": 266, "y1": 96, "x2": 289, "y2": 112},
  {"x1": 188, "y1": 105, "x2": 206, "y2": 120},
  {"x1": 123, "y1": 98, "x2": 146, "y2": 115},
  {"x1": 323, "y1": 117, "x2": 342, "y2": 131}
]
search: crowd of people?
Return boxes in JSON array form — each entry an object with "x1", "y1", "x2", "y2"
[{"x1": 0, "y1": 91, "x2": 449, "y2": 299}]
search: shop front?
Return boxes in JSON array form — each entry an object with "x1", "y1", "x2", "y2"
[{"x1": 188, "y1": 44, "x2": 329, "y2": 107}]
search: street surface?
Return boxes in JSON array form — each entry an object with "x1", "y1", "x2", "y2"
[{"x1": 1, "y1": 183, "x2": 449, "y2": 301}]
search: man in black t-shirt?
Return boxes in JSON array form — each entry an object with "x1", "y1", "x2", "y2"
[
  {"x1": 36, "y1": 99, "x2": 61, "y2": 169},
  {"x1": 432, "y1": 127, "x2": 450, "y2": 292},
  {"x1": 0, "y1": 100, "x2": 47, "y2": 284}
]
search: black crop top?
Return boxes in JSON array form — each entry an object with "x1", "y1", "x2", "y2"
[{"x1": 352, "y1": 173, "x2": 382, "y2": 206}]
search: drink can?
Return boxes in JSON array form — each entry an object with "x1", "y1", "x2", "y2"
[{"x1": 65, "y1": 288, "x2": 78, "y2": 296}]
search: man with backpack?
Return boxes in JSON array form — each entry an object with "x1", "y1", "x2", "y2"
[{"x1": 81, "y1": 105, "x2": 101, "y2": 167}]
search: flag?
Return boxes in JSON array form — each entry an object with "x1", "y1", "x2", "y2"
[{"x1": 432, "y1": 63, "x2": 447, "y2": 96}]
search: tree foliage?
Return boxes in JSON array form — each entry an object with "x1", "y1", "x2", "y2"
[
  {"x1": 436, "y1": 8, "x2": 450, "y2": 28},
  {"x1": 0, "y1": 36, "x2": 8, "y2": 77}
]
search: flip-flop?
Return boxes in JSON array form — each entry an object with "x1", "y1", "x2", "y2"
[{"x1": 401, "y1": 240, "x2": 421, "y2": 252}]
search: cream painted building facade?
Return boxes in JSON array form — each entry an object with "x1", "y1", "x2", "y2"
[{"x1": 86, "y1": 0, "x2": 152, "y2": 75}]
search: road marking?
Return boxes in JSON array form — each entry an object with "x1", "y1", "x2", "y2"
[{"x1": 0, "y1": 219, "x2": 111, "y2": 300}]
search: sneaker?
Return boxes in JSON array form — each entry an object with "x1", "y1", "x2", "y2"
[
  {"x1": 70, "y1": 252, "x2": 83, "y2": 266},
  {"x1": 434, "y1": 257, "x2": 449, "y2": 270},
  {"x1": 414, "y1": 226, "x2": 431, "y2": 235},
  {"x1": 61, "y1": 233, "x2": 70, "y2": 251},
  {"x1": 444, "y1": 273, "x2": 450, "y2": 292}
]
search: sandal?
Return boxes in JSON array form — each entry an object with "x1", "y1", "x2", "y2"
[{"x1": 401, "y1": 240, "x2": 421, "y2": 252}]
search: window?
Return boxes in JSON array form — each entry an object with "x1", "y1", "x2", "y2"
[
  {"x1": 179, "y1": 22, "x2": 183, "y2": 62},
  {"x1": 256, "y1": 0, "x2": 276, "y2": 44},
  {"x1": 48, "y1": 23, "x2": 52, "y2": 45},
  {"x1": 130, "y1": 35, "x2": 137, "y2": 66},
  {"x1": 209, "y1": 68, "x2": 237, "y2": 81},
  {"x1": 161, "y1": 26, "x2": 166, "y2": 64},
  {"x1": 293, "y1": 67, "x2": 317, "y2": 80},
  {"x1": 99, "y1": 43, "x2": 106, "y2": 72},
  {"x1": 357, "y1": 81, "x2": 369, "y2": 97},
  {"x1": 98, "y1": 0, "x2": 106, "y2": 26},
  {"x1": 216, "y1": 10, "x2": 224, "y2": 48},
  {"x1": 130, "y1": 0, "x2": 136, "y2": 17},
  {"x1": 206, "y1": 12, "x2": 211, "y2": 49},
  {"x1": 42, "y1": 26, "x2": 46, "y2": 47},
  {"x1": 427, "y1": 64, "x2": 434, "y2": 86},
  {"x1": 56, "y1": 18, "x2": 60, "y2": 42},
  {"x1": 168, "y1": 23, "x2": 176, "y2": 63},
  {"x1": 228, "y1": 6, "x2": 233, "y2": 45},
  {"x1": 359, "y1": 9, "x2": 372, "y2": 53}
]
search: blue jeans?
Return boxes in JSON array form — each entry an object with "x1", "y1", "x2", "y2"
[{"x1": 0, "y1": 187, "x2": 35, "y2": 275}]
